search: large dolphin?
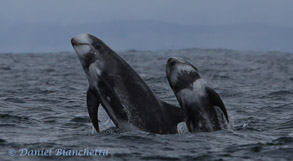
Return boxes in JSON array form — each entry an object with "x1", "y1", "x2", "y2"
[
  {"x1": 71, "y1": 34, "x2": 184, "y2": 134},
  {"x1": 166, "y1": 57, "x2": 229, "y2": 132}
]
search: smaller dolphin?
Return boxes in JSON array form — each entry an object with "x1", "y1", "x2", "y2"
[{"x1": 166, "y1": 57, "x2": 229, "y2": 132}]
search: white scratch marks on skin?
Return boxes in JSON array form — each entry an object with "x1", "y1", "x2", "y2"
[
  {"x1": 87, "y1": 61, "x2": 104, "y2": 89},
  {"x1": 113, "y1": 85, "x2": 132, "y2": 120},
  {"x1": 72, "y1": 34, "x2": 92, "y2": 57},
  {"x1": 96, "y1": 68, "x2": 102, "y2": 76},
  {"x1": 87, "y1": 64, "x2": 99, "y2": 89},
  {"x1": 177, "y1": 78, "x2": 208, "y2": 105},
  {"x1": 107, "y1": 96, "x2": 111, "y2": 101},
  {"x1": 170, "y1": 64, "x2": 195, "y2": 85},
  {"x1": 74, "y1": 33, "x2": 92, "y2": 44},
  {"x1": 73, "y1": 45, "x2": 91, "y2": 57},
  {"x1": 177, "y1": 78, "x2": 217, "y2": 131},
  {"x1": 192, "y1": 79, "x2": 208, "y2": 97}
]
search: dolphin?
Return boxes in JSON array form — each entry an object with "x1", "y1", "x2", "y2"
[
  {"x1": 71, "y1": 34, "x2": 184, "y2": 134},
  {"x1": 166, "y1": 57, "x2": 229, "y2": 132}
]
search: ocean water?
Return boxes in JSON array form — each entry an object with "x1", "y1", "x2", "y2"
[{"x1": 0, "y1": 49, "x2": 293, "y2": 161}]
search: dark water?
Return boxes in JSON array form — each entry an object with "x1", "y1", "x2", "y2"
[{"x1": 0, "y1": 49, "x2": 293, "y2": 161}]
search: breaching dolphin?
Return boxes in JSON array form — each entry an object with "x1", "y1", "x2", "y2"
[
  {"x1": 71, "y1": 34, "x2": 184, "y2": 134},
  {"x1": 166, "y1": 57, "x2": 229, "y2": 132}
]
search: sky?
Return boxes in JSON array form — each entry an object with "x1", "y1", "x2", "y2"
[{"x1": 1, "y1": 0, "x2": 293, "y2": 53}]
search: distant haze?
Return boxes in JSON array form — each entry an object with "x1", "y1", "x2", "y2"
[{"x1": 0, "y1": 0, "x2": 293, "y2": 53}]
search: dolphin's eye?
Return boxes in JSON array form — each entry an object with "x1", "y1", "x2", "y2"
[{"x1": 93, "y1": 44, "x2": 101, "y2": 50}]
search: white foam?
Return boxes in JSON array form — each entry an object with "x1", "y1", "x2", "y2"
[
  {"x1": 177, "y1": 121, "x2": 189, "y2": 134},
  {"x1": 214, "y1": 106, "x2": 230, "y2": 129}
]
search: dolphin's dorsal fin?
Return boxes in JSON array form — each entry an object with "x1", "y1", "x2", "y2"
[{"x1": 206, "y1": 87, "x2": 229, "y2": 122}]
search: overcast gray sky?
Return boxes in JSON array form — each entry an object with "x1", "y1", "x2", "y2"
[
  {"x1": 1, "y1": 0, "x2": 293, "y2": 52},
  {"x1": 1, "y1": 0, "x2": 293, "y2": 26}
]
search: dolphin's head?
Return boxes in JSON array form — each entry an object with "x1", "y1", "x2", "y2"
[
  {"x1": 71, "y1": 33, "x2": 105, "y2": 72},
  {"x1": 166, "y1": 57, "x2": 200, "y2": 93}
]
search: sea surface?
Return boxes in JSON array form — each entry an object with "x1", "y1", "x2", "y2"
[{"x1": 0, "y1": 49, "x2": 293, "y2": 161}]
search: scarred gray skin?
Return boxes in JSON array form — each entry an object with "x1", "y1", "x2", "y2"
[
  {"x1": 166, "y1": 57, "x2": 229, "y2": 132},
  {"x1": 71, "y1": 33, "x2": 184, "y2": 134}
]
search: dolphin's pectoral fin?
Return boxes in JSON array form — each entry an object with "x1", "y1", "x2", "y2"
[
  {"x1": 98, "y1": 77, "x2": 129, "y2": 122},
  {"x1": 160, "y1": 101, "x2": 185, "y2": 125},
  {"x1": 206, "y1": 87, "x2": 229, "y2": 123},
  {"x1": 87, "y1": 88, "x2": 101, "y2": 133}
]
